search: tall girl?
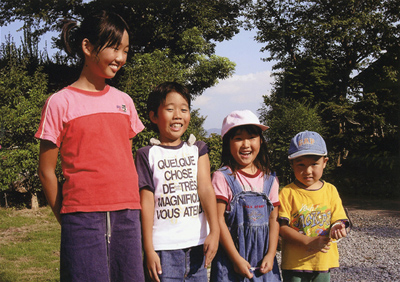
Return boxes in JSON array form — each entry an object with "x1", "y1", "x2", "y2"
[
  {"x1": 35, "y1": 10, "x2": 145, "y2": 282},
  {"x1": 210, "y1": 110, "x2": 281, "y2": 282}
]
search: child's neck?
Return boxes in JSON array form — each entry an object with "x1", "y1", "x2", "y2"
[
  {"x1": 159, "y1": 137, "x2": 182, "y2": 147},
  {"x1": 72, "y1": 70, "x2": 107, "y2": 92},
  {"x1": 294, "y1": 179, "x2": 324, "y2": 190},
  {"x1": 239, "y1": 165, "x2": 258, "y2": 175}
]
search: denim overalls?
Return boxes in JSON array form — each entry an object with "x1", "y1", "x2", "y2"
[{"x1": 211, "y1": 167, "x2": 281, "y2": 282}]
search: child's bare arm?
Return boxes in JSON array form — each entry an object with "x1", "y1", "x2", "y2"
[
  {"x1": 38, "y1": 140, "x2": 62, "y2": 224},
  {"x1": 197, "y1": 154, "x2": 220, "y2": 267},
  {"x1": 216, "y1": 200, "x2": 254, "y2": 279},
  {"x1": 260, "y1": 207, "x2": 279, "y2": 274},
  {"x1": 140, "y1": 189, "x2": 161, "y2": 282},
  {"x1": 280, "y1": 223, "x2": 331, "y2": 253}
]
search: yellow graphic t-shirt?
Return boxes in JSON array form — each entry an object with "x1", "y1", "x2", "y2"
[{"x1": 279, "y1": 182, "x2": 348, "y2": 271}]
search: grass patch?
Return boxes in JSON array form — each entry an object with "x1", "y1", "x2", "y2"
[{"x1": 0, "y1": 207, "x2": 60, "y2": 281}]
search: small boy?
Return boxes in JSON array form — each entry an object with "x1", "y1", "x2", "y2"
[
  {"x1": 278, "y1": 131, "x2": 350, "y2": 282},
  {"x1": 136, "y1": 82, "x2": 219, "y2": 282}
]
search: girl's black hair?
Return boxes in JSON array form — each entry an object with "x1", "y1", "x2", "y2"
[
  {"x1": 221, "y1": 125, "x2": 271, "y2": 176},
  {"x1": 147, "y1": 82, "x2": 191, "y2": 133},
  {"x1": 61, "y1": 10, "x2": 129, "y2": 62}
]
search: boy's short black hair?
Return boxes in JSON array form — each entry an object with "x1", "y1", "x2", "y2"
[{"x1": 147, "y1": 82, "x2": 191, "y2": 132}]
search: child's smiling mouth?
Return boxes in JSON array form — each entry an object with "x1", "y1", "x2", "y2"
[
  {"x1": 109, "y1": 63, "x2": 120, "y2": 72},
  {"x1": 240, "y1": 151, "x2": 252, "y2": 157},
  {"x1": 171, "y1": 123, "x2": 183, "y2": 130}
]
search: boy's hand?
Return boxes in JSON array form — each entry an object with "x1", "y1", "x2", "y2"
[
  {"x1": 203, "y1": 231, "x2": 219, "y2": 267},
  {"x1": 330, "y1": 221, "x2": 347, "y2": 241},
  {"x1": 145, "y1": 250, "x2": 162, "y2": 282},
  {"x1": 259, "y1": 253, "x2": 274, "y2": 274},
  {"x1": 307, "y1": 236, "x2": 331, "y2": 253},
  {"x1": 232, "y1": 256, "x2": 254, "y2": 279}
]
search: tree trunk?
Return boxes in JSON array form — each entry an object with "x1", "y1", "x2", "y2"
[
  {"x1": 31, "y1": 192, "x2": 39, "y2": 211},
  {"x1": 4, "y1": 192, "x2": 8, "y2": 208}
]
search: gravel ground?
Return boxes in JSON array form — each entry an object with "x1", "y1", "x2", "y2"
[
  {"x1": 329, "y1": 198, "x2": 400, "y2": 282},
  {"x1": 208, "y1": 198, "x2": 400, "y2": 282}
]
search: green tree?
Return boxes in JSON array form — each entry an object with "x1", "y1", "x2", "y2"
[
  {"x1": 1, "y1": 0, "x2": 244, "y2": 97},
  {"x1": 331, "y1": 48, "x2": 400, "y2": 197},
  {"x1": 0, "y1": 0, "x2": 251, "y2": 53},
  {"x1": 204, "y1": 133, "x2": 223, "y2": 173},
  {"x1": 250, "y1": 0, "x2": 399, "y2": 98},
  {"x1": 269, "y1": 56, "x2": 356, "y2": 168},
  {"x1": 271, "y1": 57, "x2": 335, "y2": 104},
  {"x1": 0, "y1": 43, "x2": 51, "y2": 208},
  {"x1": 249, "y1": 0, "x2": 399, "y2": 129},
  {"x1": 260, "y1": 98, "x2": 326, "y2": 186},
  {"x1": 250, "y1": 0, "x2": 400, "y2": 196}
]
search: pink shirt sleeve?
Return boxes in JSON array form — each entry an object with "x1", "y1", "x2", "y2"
[
  {"x1": 127, "y1": 96, "x2": 144, "y2": 138},
  {"x1": 211, "y1": 170, "x2": 232, "y2": 204},
  {"x1": 35, "y1": 92, "x2": 66, "y2": 147},
  {"x1": 270, "y1": 177, "x2": 280, "y2": 207}
]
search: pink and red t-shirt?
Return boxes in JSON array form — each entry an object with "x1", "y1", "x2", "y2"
[{"x1": 35, "y1": 85, "x2": 144, "y2": 214}]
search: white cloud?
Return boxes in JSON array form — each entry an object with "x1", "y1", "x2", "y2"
[{"x1": 193, "y1": 70, "x2": 274, "y2": 129}]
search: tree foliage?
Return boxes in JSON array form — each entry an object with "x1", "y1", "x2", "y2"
[
  {"x1": 0, "y1": 0, "x2": 250, "y2": 55},
  {"x1": 260, "y1": 97, "x2": 326, "y2": 186},
  {"x1": 204, "y1": 133, "x2": 223, "y2": 173},
  {"x1": 251, "y1": 0, "x2": 400, "y2": 196},
  {"x1": 250, "y1": 0, "x2": 399, "y2": 73},
  {"x1": 1, "y1": 0, "x2": 247, "y2": 93},
  {"x1": 0, "y1": 43, "x2": 54, "y2": 206}
]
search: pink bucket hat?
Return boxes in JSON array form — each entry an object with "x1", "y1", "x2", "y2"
[{"x1": 221, "y1": 110, "x2": 269, "y2": 138}]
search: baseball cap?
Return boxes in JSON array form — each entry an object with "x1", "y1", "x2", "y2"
[
  {"x1": 221, "y1": 110, "x2": 269, "y2": 138},
  {"x1": 288, "y1": 130, "x2": 327, "y2": 159}
]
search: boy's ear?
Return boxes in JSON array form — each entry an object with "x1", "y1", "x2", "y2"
[
  {"x1": 149, "y1": 111, "x2": 158, "y2": 124},
  {"x1": 323, "y1": 157, "x2": 329, "y2": 168}
]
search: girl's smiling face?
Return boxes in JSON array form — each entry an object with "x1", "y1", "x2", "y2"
[
  {"x1": 85, "y1": 29, "x2": 130, "y2": 80},
  {"x1": 229, "y1": 128, "x2": 261, "y2": 173}
]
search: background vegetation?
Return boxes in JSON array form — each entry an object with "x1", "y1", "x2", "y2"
[{"x1": 0, "y1": 0, "x2": 399, "y2": 211}]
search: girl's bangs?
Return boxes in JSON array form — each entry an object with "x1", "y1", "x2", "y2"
[{"x1": 231, "y1": 125, "x2": 262, "y2": 137}]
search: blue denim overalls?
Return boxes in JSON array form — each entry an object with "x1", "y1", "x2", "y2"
[{"x1": 211, "y1": 167, "x2": 281, "y2": 282}]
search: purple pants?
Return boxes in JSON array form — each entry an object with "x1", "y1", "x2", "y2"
[{"x1": 60, "y1": 209, "x2": 144, "y2": 282}]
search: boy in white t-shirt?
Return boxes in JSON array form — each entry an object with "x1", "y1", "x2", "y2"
[{"x1": 136, "y1": 82, "x2": 219, "y2": 282}]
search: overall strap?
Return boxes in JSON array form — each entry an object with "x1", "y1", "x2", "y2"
[
  {"x1": 218, "y1": 167, "x2": 243, "y2": 196},
  {"x1": 262, "y1": 171, "x2": 276, "y2": 197}
]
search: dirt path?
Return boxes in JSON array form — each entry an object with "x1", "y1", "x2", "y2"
[{"x1": 341, "y1": 196, "x2": 400, "y2": 217}]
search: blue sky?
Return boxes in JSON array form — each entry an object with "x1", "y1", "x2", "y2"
[
  {"x1": 1, "y1": 21, "x2": 56, "y2": 53},
  {"x1": 193, "y1": 29, "x2": 275, "y2": 130},
  {"x1": 1, "y1": 22, "x2": 275, "y2": 131}
]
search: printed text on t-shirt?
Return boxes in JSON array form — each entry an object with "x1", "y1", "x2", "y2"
[{"x1": 156, "y1": 155, "x2": 203, "y2": 220}]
